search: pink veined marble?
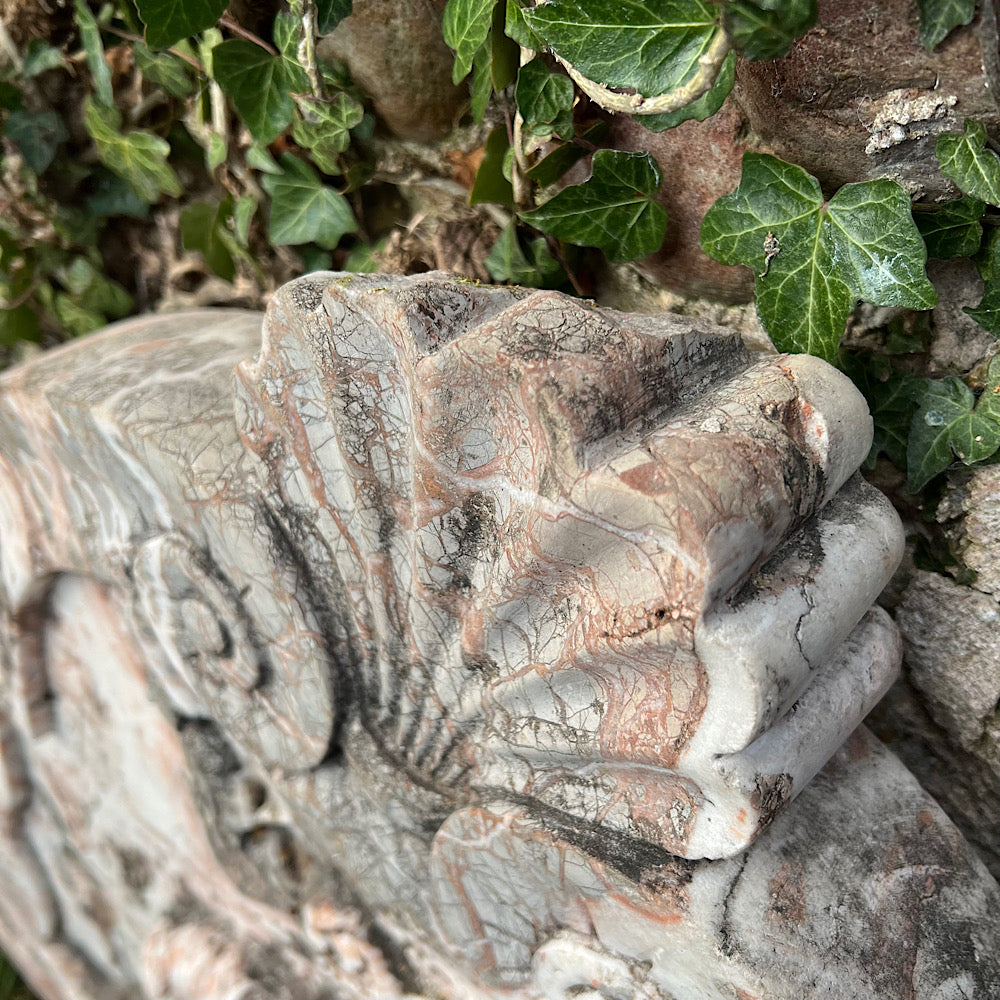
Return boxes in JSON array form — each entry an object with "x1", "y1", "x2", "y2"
[{"x1": 0, "y1": 272, "x2": 996, "y2": 1000}]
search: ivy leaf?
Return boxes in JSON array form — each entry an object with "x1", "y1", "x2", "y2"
[
  {"x1": 469, "y1": 126, "x2": 514, "y2": 208},
  {"x1": 135, "y1": 0, "x2": 228, "y2": 49},
  {"x1": 261, "y1": 154, "x2": 357, "y2": 249},
  {"x1": 443, "y1": 0, "x2": 497, "y2": 83},
  {"x1": 914, "y1": 197, "x2": 985, "y2": 259},
  {"x1": 470, "y1": 42, "x2": 493, "y2": 122},
  {"x1": 916, "y1": 0, "x2": 975, "y2": 50},
  {"x1": 59, "y1": 256, "x2": 133, "y2": 319},
  {"x1": 181, "y1": 199, "x2": 236, "y2": 281},
  {"x1": 85, "y1": 168, "x2": 151, "y2": 218},
  {"x1": 516, "y1": 59, "x2": 575, "y2": 140},
  {"x1": 936, "y1": 120, "x2": 1000, "y2": 206},
  {"x1": 506, "y1": 0, "x2": 545, "y2": 49},
  {"x1": 521, "y1": 149, "x2": 667, "y2": 262},
  {"x1": 83, "y1": 97, "x2": 182, "y2": 202},
  {"x1": 907, "y1": 358, "x2": 1000, "y2": 492},
  {"x1": 486, "y1": 222, "x2": 564, "y2": 287},
  {"x1": 316, "y1": 0, "x2": 353, "y2": 34},
  {"x1": 293, "y1": 92, "x2": 365, "y2": 174},
  {"x1": 701, "y1": 153, "x2": 936, "y2": 361},
  {"x1": 640, "y1": 50, "x2": 734, "y2": 131},
  {"x1": 724, "y1": 0, "x2": 817, "y2": 61},
  {"x1": 522, "y1": 0, "x2": 720, "y2": 98},
  {"x1": 4, "y1": 109, "x2": 67, "y2": 173},
  {"x1": 213, "y1": 37, "x2": 305, "y2": 144},
  {"x1": 490, "y1": 0, "x2": 518, "y2": 91},
  {"x1": 845, "y1": 356, "x2": 917, "y2": 470},
  {"x1": 134, "y1": 42, "x2": 196, "y2": 98},
  {"x1": 524, "y1": 120, "x2": 609, "y2": 187},
  {"x1": 74, "y1": 0, "x2": 113, "y2": 106},
  {"x1": 965, "y1": 231, "x2": 1000, "y2": 335}
]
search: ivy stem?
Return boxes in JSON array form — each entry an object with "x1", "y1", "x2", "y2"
[
  {"x1": 100, "y1": 24, "x2": 205, "y2": 72},
  {"x1": 510, "y1": 109, "x2": 533, "y2": 211},
  {"x1": 218, "y1": 15, "x2": 278, "y2": 56},
  {"x1": 556, "y1": 27, "x2": 730, "y2": 115}
]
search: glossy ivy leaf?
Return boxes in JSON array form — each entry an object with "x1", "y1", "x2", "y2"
[
  {"x1": 443, "y1": 0, "x2": 496, "y2": 83},
  {"x1": 135, "y1": 0, "x2": 227, "y2": 49},
  {"x1": 521, "y1": 149, "x2": 667, "y2": 262},
  {"x1": 907, "y1": 357, "x2": 1000, "y2": 492},
  {"x1": 293, "y1": 92, "x2": 365, "y2": 175},
  {"x1": 505, "y1": 0, "x2": 544, "y2": 49},
  {"x1": 914, "y1": 197, "x2": 985, "y2": 259},
  {"x1": 701, "y1": 153, "x2": 936, "y2": 361},
  {"x1": 181, "y1": 199, "x2": 236, "y2": 281},
  {"x1": 916, "y1": 0, "x2": 975, "y2": 50},
  {"x1": 4, "y1": 109, "x2": 67, "y2": 173},
  {"x1": 516, "y1": 59, "x2": 575, "y2": 140},
  {"x1": 213, "y1": 33, "x2": 307, "y2": 145},
  {"x1": 937, "y1": 120, "x2": 1000, "y2": 206},
  {"x1": 486, "y1": 222, "x2": 563, "y2": 287},
  {"x1": 724, "y1": 0, "x2": 817, "y2": 61},
  {"x1": 84, "y1": 97, "x2": 182, "y2": 202},
  {"x1": 522, "y1": 0, "x2": 720, "y2": 98},
  {"x1": 74, "y1": 0, "x2": 113, "y2": 107},
  {"x1": 262, "y1": 154, "x2": 357, "y2": 249},
  {"x1": 640, "y1": 50, "x2": 734, "y2": 131},
  {"x1": 316, "y1": 0, "x2": 353, "y2": 34}
]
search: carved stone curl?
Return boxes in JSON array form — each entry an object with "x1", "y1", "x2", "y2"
[{"x1": 0, "y1": 273, "x2": 997, "y2": 1000}]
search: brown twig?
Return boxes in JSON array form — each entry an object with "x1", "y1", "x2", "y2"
[{"x1": 218, "y1": 15, "x2": 278, "y2": 56}]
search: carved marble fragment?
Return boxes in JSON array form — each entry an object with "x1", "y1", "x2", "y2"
[{"x1": 0, "y1": 272, "x2": 997, "y2": 1000}]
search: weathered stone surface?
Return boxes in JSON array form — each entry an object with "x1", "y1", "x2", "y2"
[
  {"x1": 735, "y1": 0, "x2": 1000, "y2": 198},
  {"x1": 318, "y1": 0, "x2": 465, "y2": 141},
  {"x1": 0, "y1": 273, "x2": 997, "y2": 999}
]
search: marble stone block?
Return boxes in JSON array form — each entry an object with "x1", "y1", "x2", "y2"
[{"x1": 0, "y1": 272, "x2": 996, "y2": 999}]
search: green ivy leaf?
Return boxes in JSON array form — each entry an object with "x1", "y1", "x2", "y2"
[
  {"x1": 181, "y1": 199, "x2": 236, "y2": 280},
  {"x1": 443, "y1": 0, "x2": 497, "y2": 83},
  {"x1": 74, "y1": 0, "x2": 113, "y2": 107},
  {"x1": 486, "y1": 222, "x2": 564, "y2": 287},
  {"x1": 845, "y1": 356, "x2": 917, "y2": 469},
  {"x1": 701, "y1": 153, "x2": 936, "y2": 361},
  {"x1": 640, "y1": 50, "x2": 734, "y2": 131},
  {"x1": 261, "y1": 154, "x2": 357, "y2": 249},
  {"x1": 521, "y1": 149, "x2": 667, "y2": 262},
  {"x1": 724, "y1": 0, "x2": 817, "y2": 61},
  {"x1": 505, "y1": 0, "x2": 545, "y2": 49},
  {"x1": 316, "y1": 0, "x2": 353, "y2": 34},
  {"x1": 470, "y1": 126, "x2": 514, "y2": 208},
  {"x1": 965, "y1": 231, "x2": 1000, "y2": 334},
  {"x1": 916, "y1": 0, "x2": 975, "y2": 50},
  {"x1": 522, "y1": 0, "x2": 720, "y2": 98},
  {"x1": 913, "y1": 197, "x2": 985, "y2": 259},
  {"x1": 4, "y1": 109, "x2": 67, "y2": 173},
  {"x1": 134, "y1": 42, "x2": 196, "y2": 98},
  {"x1": 490, "y1": 0, "x2": 518, "y2": 90},
  {"x1": 470, "y1": 42, "x2": 493, "y2": 123},
  {"x1": 293, "y1": 91, "x2": 364, "y2": 175},
  {"x1": 907, "y1": 358, "x2": 1000, "y2": 492},
  {"x1": 213, "y1": 38, "x2": 304, "y2": 145},
  {"x1": 936, "y1": 120, "x2": 1000, "y2": 206},
  {"x1": 135, "y1": 0, "x2": 228, "y2": 49},
  {"x1": 59, "y1": 256, "x2": 133, "y2": 318},
  {"x1": 516, "y1": 59, "x2": 575, "y2": 139},
  {"x1": 83, "y1": 96, "x2": 182, "y2": 202}
]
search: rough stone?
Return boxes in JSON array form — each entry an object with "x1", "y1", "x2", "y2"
[{"x1": 0, "y1": 273, "x2": 997, "y2": 999}]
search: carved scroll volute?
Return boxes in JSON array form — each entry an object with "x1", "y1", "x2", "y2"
[{"x1": 233, "y1": 271, "x2": 904, "y2": 861}]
